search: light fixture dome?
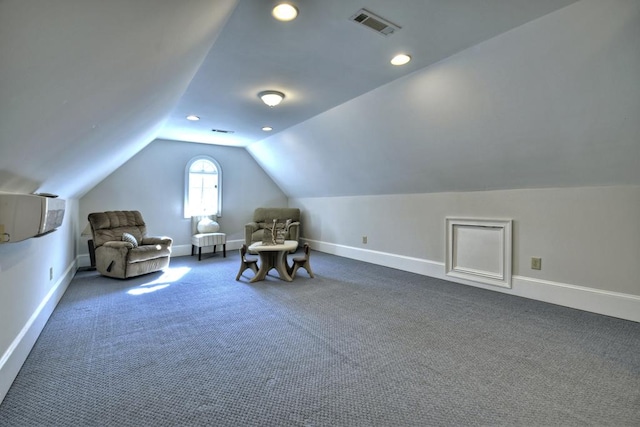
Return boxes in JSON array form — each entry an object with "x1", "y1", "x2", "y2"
[
  {"x1": 272, "y1": 3, "x2": 298, "y2": 21},
  {"x1": 258, "y1": 90, "x2": 285, "y2": 107},
  {"x1": 391, "y1": 54, "x2": 411, "y2": 66}
]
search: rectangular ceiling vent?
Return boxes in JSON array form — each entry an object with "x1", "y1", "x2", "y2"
[
  {"x1": 211, "y1": 128, "x2": 234, "y2": 134},
  {"x1": 349, "y1": 9, "x2": 400, "y2": 36}
]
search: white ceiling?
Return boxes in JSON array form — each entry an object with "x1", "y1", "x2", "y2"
[
  {"x1": 0, "y1": 0, "x2": 238, "y2": 198},
  {"x1": 3, "y1": 0, "x2": 638, "y2": 201},
  {"x1": 158, "y1": 0, "x2": 580, "y2": 147}
]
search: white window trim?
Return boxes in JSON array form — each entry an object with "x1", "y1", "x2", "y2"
[{"x1": 184, "y1": 155, "x2": 223, "y2": 219}]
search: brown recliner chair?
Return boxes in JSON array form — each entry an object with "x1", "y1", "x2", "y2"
[
  {"x1": 244, "y1": 207, "x2": 300, "y2": 250},
  {"x1": 88, "y1": 211, "x2": 172, "y2": 279}
]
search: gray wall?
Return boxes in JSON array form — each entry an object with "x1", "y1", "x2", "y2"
[
  {"x1": 0, "y1": 199, "x2": 79, "y2": 402},
  {"x1": 79, "y1": 139, "x2": 288, "y2": 256},
  {"x1": 292, "y1": 186, "x2": 640, "y2": 297}
]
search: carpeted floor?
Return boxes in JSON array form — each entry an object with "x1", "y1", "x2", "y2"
[{"x1": 1, "y1": 250, "x2": 639, "y2": 426}]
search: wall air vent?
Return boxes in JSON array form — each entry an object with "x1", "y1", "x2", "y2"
[
  {"x1": 211, "y1": 129, "x2": 234, "y2": 134},
  {"x1": 349, "y1": 9, "x2": 400, "y2": 36}
]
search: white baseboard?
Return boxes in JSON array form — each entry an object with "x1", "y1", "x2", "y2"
[
  {"x1": 0, "y1": 259, "x2": 76, "y2": 403},
  {"x1": 77, "y1": 253, "x2": 90, "y2": 268},
  {"x1": 303, "y1": 239, "x2": 640, "y2": 323}
]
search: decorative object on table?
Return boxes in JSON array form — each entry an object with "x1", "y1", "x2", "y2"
[
  {"x1": 245, "y1": 207, "x2": 301, "y2": 251},
  {"x1": 262, "y1": 219, "x2": 288, "y2": 245},
  {"x1": 191, "y1": 215, "x2": 226, "y2": 260},
  {"x1": 276, "y1": 219, "x2": 288, "y2": 244},
  {"x1": 87, "y1": 210, "x2": 173, "y2": 279},
  {"x1": 288, "y1": 243, "x2": 314, "y2": 279},
  {"x1": 236, "y1": 244, "x2": 259, "y2": 281}
]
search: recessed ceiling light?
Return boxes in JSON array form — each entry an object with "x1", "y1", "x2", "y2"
[
  {"x1": 272, "y1": 3, "x2": 298, "y2": 21},
  {"x1": 390, "y1": 54, "x2": 411, "y2": 66},
  {"x1": 258, "y1": 90, "x2": 285, "y2": 107},
  {"x1": 262, "y1": 126, "x2": 273, "y2": 132},
  {"x1": 186, "y1": 115, "x2": 200, "y2": 121}
]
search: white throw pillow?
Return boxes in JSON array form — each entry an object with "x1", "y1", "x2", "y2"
[
  {"x1": 122, "y1": 232, "x2": 138, "y2": 247},
  {"x1": 197, "y1": 218, "x2": 220, "y2": 233}
]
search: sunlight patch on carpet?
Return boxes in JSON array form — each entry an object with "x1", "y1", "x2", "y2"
[{"x1": 127, "y1": 266, "x2": 191, "y2": 295}]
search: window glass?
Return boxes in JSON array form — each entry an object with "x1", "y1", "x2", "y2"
[{"x1": 184, "y1": 156, "x2": 222, "y2": 218}]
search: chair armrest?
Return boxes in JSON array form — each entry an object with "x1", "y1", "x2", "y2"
[
  {"x1": 244, "y1": 222, "x2": 258, "y2": 245},
  {"x1": 287, "y1": 222, "x2": 300, "y2": 242},
  {"x1": 103, "y1": 240, "x2": 134, "y2": 249},
  {"x1": 141, "y1": 236, "x2": 173, "y2": 246}
]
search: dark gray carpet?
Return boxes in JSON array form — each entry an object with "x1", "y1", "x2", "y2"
[{"x1": 1, "y1": 250, "x2": 639, "y2": 426}]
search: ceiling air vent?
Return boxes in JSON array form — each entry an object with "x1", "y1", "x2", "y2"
[
  {"x1": 349, "y1": 9, "x2": 400, "y2": 36},
  {"x1": 211, "y1": 128, "x2": 234, "y2": 134}
]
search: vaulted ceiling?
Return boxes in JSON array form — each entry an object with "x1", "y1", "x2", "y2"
[
  {"x1": 1, "y1": 0, "x2": 638, "y2": 200},
  {"x1": 159, "y1": 0, "x2": 580, "y2": 146}
]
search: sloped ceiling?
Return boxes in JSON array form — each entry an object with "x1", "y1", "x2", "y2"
[
  {"x1": 160, "y1": 0, "x2": 580, "y2": 146},
  {"x1": 2, "y1": 0, "x2": 638, "y2": 201},
  {"x1": 248, "y1": 0, "x2": 640, "y2": 198},
  {"x1": 0, "y1": 0, "x2": 238, "y2": 199}
]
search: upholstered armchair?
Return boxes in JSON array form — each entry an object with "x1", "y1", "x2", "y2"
[
  {"x1": 244, "y1": 207, "x2": 301, "y2": 249},
  {"x1": 88, "y1": 211, "x2": 172, "y2": 279}
]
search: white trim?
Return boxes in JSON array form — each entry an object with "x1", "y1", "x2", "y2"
[
  {"x1": 0, "y1": 259, "x2": 75, "y2": 403},
  {"x1": 445, "y1": 217, "x2": 512, "y2": 288},
  {"x1": 302, "y1": 239, "x2": 640, "y2": 323},
  {"x1": 184, "y1": 155, "x2": 222, "y2": 219}
]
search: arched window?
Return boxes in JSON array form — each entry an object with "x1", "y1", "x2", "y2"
[{"x1": 184, "y1": 156, "x2": 222, "y2": 218}]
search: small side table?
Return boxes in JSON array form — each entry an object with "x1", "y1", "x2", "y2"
[
  {"x1": 191, "y1": 233, "x2": 226, "y2": 261},
  {"x1": 248, "y1": 240, "x2": 298, "y2": 282}
]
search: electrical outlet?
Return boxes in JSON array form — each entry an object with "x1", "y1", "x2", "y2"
[
  {"x1": 49, "y1": 267, "x2": 53, "y2": 280},
  {"x1": 531, "y1": 257, "x2": 542, "y2": 270},
  {"x1": 362, "y1": 236, "x2": 367, "y2": 244}
]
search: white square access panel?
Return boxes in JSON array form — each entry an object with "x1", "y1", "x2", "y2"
[{"x1": 445, "y1": 218, "x2": 513, "y2": 288}]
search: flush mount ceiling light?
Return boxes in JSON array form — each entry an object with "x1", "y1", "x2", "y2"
[
  {"x1": 272, "y1": 3, "x2": 298, "y2": 21},
  {"x1": 258, "y1": 90, "x2": 285, "y2": 107},
  {"x1": 262, "y1": 126, "x2": 273, "y2": 132},
  {"x1": 391, "y1": 54, "x2": 411, "y2": 66},
  {"x1": 186, "y1": 115, "x2": 200, "y2": 121}
]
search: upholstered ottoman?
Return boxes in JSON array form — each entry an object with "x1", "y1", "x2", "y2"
[{"x1": 191, "y1": 232, "x2": 226, "y2": 260}]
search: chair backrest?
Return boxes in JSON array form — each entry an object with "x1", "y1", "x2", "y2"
[
  {"x1": 294, "y1": 243, "x2": 311, "y2": 262},
  {"x1": 88, "y1": 211, "x2": 147, "y2": 248},
  {"x1": 240, "y1": 244, "x2": 256, "y2": 262},
  {"x1": 252, "y1": 207, "x2": 300, "y2": 224}
]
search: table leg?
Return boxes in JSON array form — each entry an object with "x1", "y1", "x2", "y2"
[
  {"x1": 275, "y1": 250, "x2": 293, "y2": 282},
  {"x1": 249, "y1": 250, "x2": 293, "y2": 282},
  {"x1": 250, "y1": 251, "x2": 273, "y2": 282}
]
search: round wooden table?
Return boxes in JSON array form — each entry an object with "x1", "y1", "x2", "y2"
[{"x1": 248, "y1": 240, "x2": 298, "y2": 282}]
